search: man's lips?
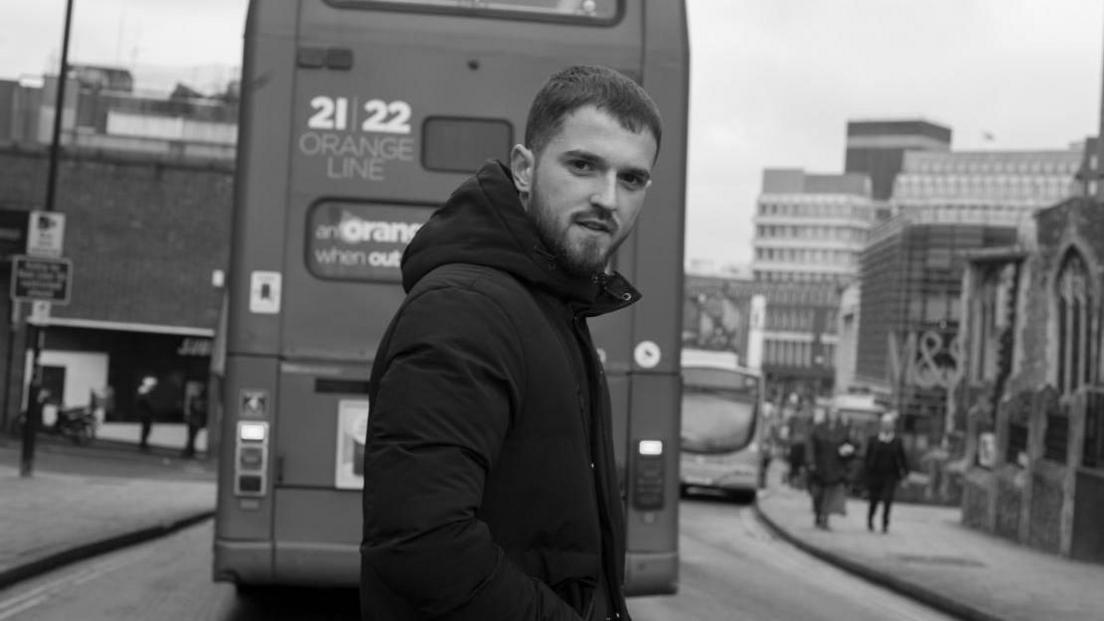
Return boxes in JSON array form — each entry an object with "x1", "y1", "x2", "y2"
[{"x1": 575, "y1": 218, "x2": 615, "y2": 235}]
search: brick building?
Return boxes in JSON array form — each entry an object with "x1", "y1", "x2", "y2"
[
  {"x1": 956, "y1": 197, "x2": 1104, "y2": 564},
  {"x1": 0, "y1": 72, "x2": 235, "y2": 428}
]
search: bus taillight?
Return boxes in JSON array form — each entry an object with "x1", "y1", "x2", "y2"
[
  {"x1": 632, "y1": 439, "x2": 666, "y2": 511},
  {"x1": 234, "y1": 421, "x2": 269, "y2": 497}
]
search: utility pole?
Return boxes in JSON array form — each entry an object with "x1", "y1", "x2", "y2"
[
  {"x1": 21, "y1": 0, "x2": 74, "y2": 478},
  {"x1": 45, "y1": 0, "x2": 75, "y2": 216}
]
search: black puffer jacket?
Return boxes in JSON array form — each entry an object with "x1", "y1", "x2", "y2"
[{"x1": 360, "y1": 161, "x2": 638, "y2": 621}]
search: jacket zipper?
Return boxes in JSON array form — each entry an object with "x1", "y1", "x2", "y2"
[{"x1": 573, "y1": 312, "x2": 624, "y2": 620}]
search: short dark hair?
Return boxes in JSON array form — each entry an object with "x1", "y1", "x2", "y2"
[{"x1": 524, "y1": 65, "x2": 662, "y2": 158}]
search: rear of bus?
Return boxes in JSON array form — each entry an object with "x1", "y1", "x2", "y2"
[
  {"x1": 214, "y1": 0, "x2": 688, "y2": 596},
  {"x1": 679, "y1": 349, "x2": 763, "y2": 496}
]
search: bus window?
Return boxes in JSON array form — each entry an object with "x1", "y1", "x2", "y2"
[
  {"x1": 422, "y1": 117, "x2": 513, "y2": 174},
  {"x1": 682, "y1": 390, "x2": 756, "y2": 454},
  {"x1": 327, "y1": 0, "x2": 619, "y2": 20}
]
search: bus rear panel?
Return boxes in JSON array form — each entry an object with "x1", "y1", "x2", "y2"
[{"x1": 215, "y1": 0, "x2": 688, "y2": 596}]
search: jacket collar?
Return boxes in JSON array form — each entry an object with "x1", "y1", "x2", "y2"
[{"x1": 575, "y1": 271, "x2": 641, "y2": 317}]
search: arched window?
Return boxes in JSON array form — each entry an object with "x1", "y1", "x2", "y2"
[{"x1": 1056, "y1": 251, "x2": 1094, "y2": 395}]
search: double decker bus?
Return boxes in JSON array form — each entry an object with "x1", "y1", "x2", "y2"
[
  {"x1": 213, "y1": 0, "x2": 689, "y2": 597},
  {"x1": 678, "y1": 348, "x2": 765, "y2": 498}
]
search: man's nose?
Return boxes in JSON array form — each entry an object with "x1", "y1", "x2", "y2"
[{"x1": 589, "y1": 173, "x2": 619, "y2": 210}]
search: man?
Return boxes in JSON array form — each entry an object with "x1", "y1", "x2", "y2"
[
  {"x1": 806, "y1": 407, "x2": 854, "y2": 530},
  {"x1": 360, "y1": 65, "x2": 661, "y2": 620},
  {"x1": 181, "y1": 384, "x2": 207, "y2": 459},
  {"x1": 864, "y1": 412, "x2": 909, "y2": 533},
  {"x1": 135, "y1": 375, "x2": 157, "y2": 452}
]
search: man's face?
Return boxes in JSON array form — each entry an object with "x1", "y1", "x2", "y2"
[
  {"x1": 880, "y1": 416, "x2": 895, "y2": 434},
  {"x1": 511, "y1": 105, "x2": 658, "y2": 277}
]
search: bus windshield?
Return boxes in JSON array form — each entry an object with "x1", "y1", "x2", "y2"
[{"x1": 681, "y1": 367, "x2": 758, "y2": 454}]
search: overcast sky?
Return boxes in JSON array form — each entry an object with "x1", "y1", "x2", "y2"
[{"x1": 2, "y1": 0, "x2": 1102, "y2": 268}]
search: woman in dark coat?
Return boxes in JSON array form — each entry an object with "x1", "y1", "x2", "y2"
[
  {"x1": 864, "y1": 413, "x2": 910, "y2": 533},
  {"x1": 806, "y1": 408, "x2": 854, "y2": 530}
]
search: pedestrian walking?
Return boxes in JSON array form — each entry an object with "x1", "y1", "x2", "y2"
[
  {"x1": 806, "y1": 407, "x2": 855, "y2": 530},
  {"x1": 135, "y1": 376, "x2": 157, "y2": 452},
  {"x1": 758, "y1": 401, "x2": 777, "y2": 489},
  {"x1": 360, "y1": 65, "x2": 662, "y2": 621},
  {"x1": 181, "y1": 383, "x2": 207, "y2": 459},
  {"x1": 786, "y1": 415, "x2": 809, "y2": 488},
  {"x1": 864, "y1": 412, "x2": 909, "y2": 533}
]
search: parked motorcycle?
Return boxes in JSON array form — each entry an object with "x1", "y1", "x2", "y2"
[
  {"x1": 7, "y1": 404, "x2": 97, "y2": 446},
  {"x1": 55, "y1": 405, "x2": 97, "y2": 445}
]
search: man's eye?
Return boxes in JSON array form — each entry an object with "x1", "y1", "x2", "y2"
[
  {"x1": 621, "y1": 174, "x2": 648, "y2": 189},
  {"x1": 569, "y1": 159, "x2": 594, "y2": 172}
]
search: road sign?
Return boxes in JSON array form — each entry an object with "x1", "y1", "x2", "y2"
[
  {"x1": 26, "y1": 211, "x2": 65, "y2": 257},
  {"x1": 28, "y1": 301, "x2": 51, "y2": 325},
  {"x1": 10, "y1": 255, "x2": 72, "y2": 304}
]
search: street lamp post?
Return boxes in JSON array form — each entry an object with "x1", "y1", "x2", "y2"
[{"x1": 21, "y1": 0, "x2": 74, "y2": 478}]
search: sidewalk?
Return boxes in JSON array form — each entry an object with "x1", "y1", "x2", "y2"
[
  {"x1": 755, "y1": 473, "x2": 1104, "y2": 621},
  {"x1": 0, "y1": 438, "x2": 216, "y2": 589},
  {"x1": 96, "y1": 421, "x2": 208, "y2": 454}
]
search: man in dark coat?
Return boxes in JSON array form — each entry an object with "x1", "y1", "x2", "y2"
[
  {"x1": 360, "y1": 65, "x2": 661, "y2": 621},
  {"x1": 864, "y1": 413, "x2": 910, "y2": 533},
  {"x1": 806, "y1": 407, "x2": 854, "y2": 530}
]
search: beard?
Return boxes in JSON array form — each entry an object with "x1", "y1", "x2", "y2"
[{"x1": 528, "y1": 178, "x2": 620, "y2": 279}]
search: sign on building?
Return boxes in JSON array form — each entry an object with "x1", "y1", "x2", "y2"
[
  {"x1": 10, "y1": 255, "x2": 72, "y2": 304},
  {"x1": 26, "y1": 211, "x2": 66, "y2": 258}
]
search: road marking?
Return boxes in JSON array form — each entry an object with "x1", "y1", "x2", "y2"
[
  {"x1": 675, "y1": 498, "x2": 952, "y2": 621},
  {"x1": 0, "y1": 548, "x2": 148, "y2": 617},
  {"x1": 0, "y1": 595, "x2": 47, "y2": 620}
]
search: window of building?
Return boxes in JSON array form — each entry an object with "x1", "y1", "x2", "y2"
[
  {"x1": 971, "y1": 266, "x2": 999, "y2": 382},
  {"x1": 924, "y1": 293, "x2": 948, "y2": 323},
  {"x1": 1084, "y1": 389, "x2": 1104, "y2": 470},
  {"x1": 1056, "y1": 250, "x2": 1094, "y2": 395}
]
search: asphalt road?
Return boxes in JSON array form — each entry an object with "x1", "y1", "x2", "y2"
[
  {"x1": 630, "y1": 494, "x2": 955, "y2": 620},
  {"x1": 0, "y1": 493, "x2": 955, "y2": 621}
]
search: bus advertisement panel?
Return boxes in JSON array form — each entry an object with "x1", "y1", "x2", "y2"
[{"x1": 214, "y1": 0, "x2": 689, "y2": 597}]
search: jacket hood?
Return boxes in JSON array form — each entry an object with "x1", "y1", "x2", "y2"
[{"x1": 401, "y1": 160, "x2": 640, "y2": 313}]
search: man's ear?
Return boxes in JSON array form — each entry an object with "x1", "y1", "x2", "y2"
[{"x1": 510, "y1": 144, "x2": 534, "y2": 197}]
